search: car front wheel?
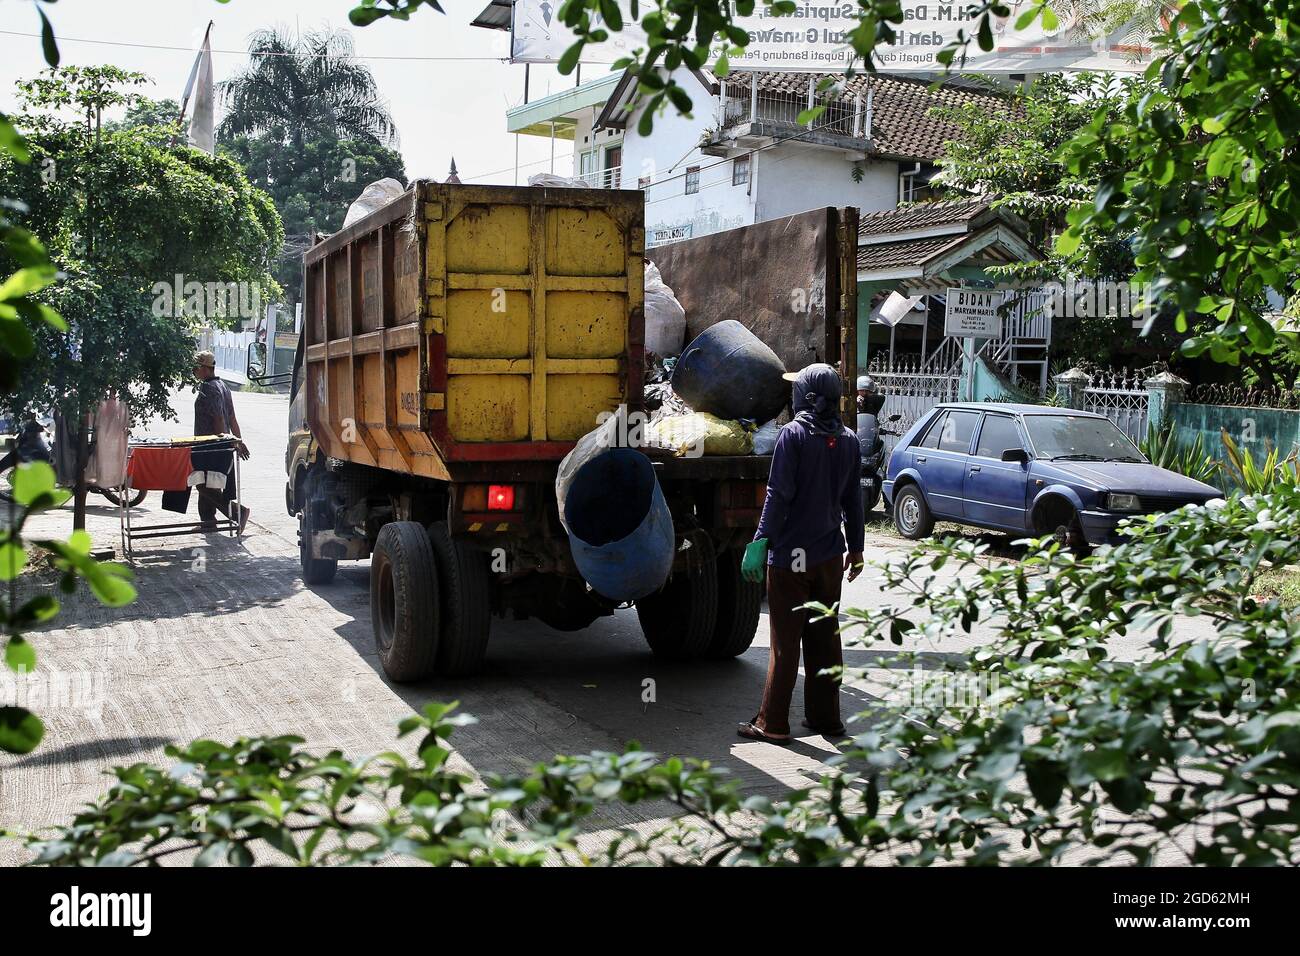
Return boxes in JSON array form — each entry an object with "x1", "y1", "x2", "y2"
[{"x1": 893, "y1": 484, "x2": 935, "y2": 540}]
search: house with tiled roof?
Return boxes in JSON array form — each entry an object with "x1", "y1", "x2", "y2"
[
  {"x1": 472, "y1": 6, "x2": 1048, "y2": 383},
  {"x1": 596, "y1": 69, "x2": 1019, "y2": 248}
]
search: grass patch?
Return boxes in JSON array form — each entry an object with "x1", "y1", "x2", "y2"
[{"x1": 1256, "y1": 566, "x2": 1300, "y2": 609}]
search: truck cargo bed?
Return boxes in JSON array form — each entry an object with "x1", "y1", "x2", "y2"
[{"x1": 302, "y1": 182, "x2": 645, "y2": 481}]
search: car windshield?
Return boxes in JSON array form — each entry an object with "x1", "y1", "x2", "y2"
[{"x1": 1022, "y1": 415, "x2": 1146, "y2": 462}]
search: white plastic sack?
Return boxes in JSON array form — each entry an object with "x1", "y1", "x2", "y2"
[
  {"x1": 644, "y1": 260, "x2": 687, "y2": 358},
  {"x1": 753, "y1": 419, "x2": 781, "y2": 455},
  {"x1": 527, "y1": 172, "x2": 589, "y2": 188},
  {"x1": 343, "y1": 178, "x2": 406, "y2": 229}
]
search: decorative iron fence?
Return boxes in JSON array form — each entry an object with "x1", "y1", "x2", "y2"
[
  {"x1": 1186, "y1": 382, "x2": 1300, "y2": 410},
  {"x1": 1079, "y1": 367, "x2": 1151, "y2": 442},
  {"x1": 866, "y1": 355, "x2": 960, "y2": 455}
]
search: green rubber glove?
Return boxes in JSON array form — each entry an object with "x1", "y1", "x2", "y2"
[{"x1": 741, "y1": 538, "x2": 769, "y2": 583}]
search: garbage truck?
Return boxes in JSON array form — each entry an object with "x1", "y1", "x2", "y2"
[{"x1": 282, "y1": 181, "x2": 858, "y2": 679}]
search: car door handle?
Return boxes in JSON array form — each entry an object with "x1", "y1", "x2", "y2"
[
  {"x1": 969, "y1": 466, "x2": 981, "y2": 473},
  {"x1": 916, "y1": 456, "x2": 927, "y2": 464}
]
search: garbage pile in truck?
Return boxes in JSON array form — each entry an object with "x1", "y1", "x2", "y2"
[
  {"x1": 642, "y1": 264, "x2": 789, "y2": 458},
  {"x1": 557, "y1": 261, "x2": 794, "y2": 602}
]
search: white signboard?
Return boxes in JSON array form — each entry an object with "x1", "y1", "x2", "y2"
[
  {"x1": 509, "y1": 1, "x2": 1156, "y2": 73},
  {"x1": 944, "y1": 288, "x2": 1002, "y2": 338}
]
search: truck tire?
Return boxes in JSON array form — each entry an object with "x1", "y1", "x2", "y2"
[
  {"x1": 299, "y1": 505, "x2": 337, "y2": 586},
  {"x1": 371, "y1": 522, "x2": 440, "y2": 682},
  {"x1": 636, "y1": 539, "x2": 718, "y2": 660},
  {"x1": 706, "y1": 547, "x2": 763, "y2": 659},
  {"x1": 427, "y1": 522, "x2": 492, "y2": 677}
]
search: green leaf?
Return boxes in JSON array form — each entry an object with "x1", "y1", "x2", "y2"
[
  {"x1": 11, "y1": 461, "x2": 56, "y2": 508},
  {"x1": 0, "y1": 265, "x2": 57, "y2": 302},
  {"x1": 37, "y1": 7, "x2": 60, "y2": 68},
  {"x1": 0, "y1": 706, "x2": 44, "y2": 755},
  {"x1": 1054, "y1": 229, "x2": 1082, "y2": 257},
  {"x1": 0, "y1": 541, "x2": 27, "y2": 581},
  {"x1": 4, "y1": 638, "x2": 35, "y2": 673}
]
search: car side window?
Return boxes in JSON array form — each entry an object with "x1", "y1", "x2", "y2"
[
  {"x1": 937, "y1": 410, "x2": 980, "y2": 454},
  {"x1": 916, "y1": 411, "x2": 949, "y2": 450},
  {"x1": 975, "y1": 415, "x2": 1024, "y2": 459}
]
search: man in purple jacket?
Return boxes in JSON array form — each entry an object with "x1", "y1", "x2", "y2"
[{"x1": 738, "y1": 363, "x2": 865, "y2": 744}]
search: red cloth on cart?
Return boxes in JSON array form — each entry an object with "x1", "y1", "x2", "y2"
[{"x1": 126, "y1": 446, "x2": 193, "y2": 492}]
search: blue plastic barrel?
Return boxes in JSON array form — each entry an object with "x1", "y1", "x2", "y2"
[
  {"x1": 672, "y1": 319, "x2": 789, "y2": 424},
  {"x1": 561, "y1": 447, "x2": 674, "y2": 602}
]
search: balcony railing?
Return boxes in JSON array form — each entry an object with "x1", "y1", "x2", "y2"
[
  {"x1": 717, "y1": 75, "x2": 867, "y2": 141},
  {"x1": 576, "y1": 166, "x2": 623, "y2": 189}
]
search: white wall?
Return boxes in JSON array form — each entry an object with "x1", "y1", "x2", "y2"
[
  {"x1": 621, "y1": 74, "x2": 756, "y2": 245},
  {"x1": 621, "y1": 73, "x2": 904, "y2": 245},
  {"x1": 754, "y1": 144, "x2": 898, "y2": 221}
]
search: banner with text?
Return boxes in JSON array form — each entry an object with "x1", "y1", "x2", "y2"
[{"x1": 509, "y1": 1, "x2": 1157, "y2": 73}]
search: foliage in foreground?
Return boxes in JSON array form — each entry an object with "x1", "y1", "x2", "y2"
[
  {"x1": 1, "y1": 462, "x2": 136, "y2": 755},
  {"x1": 1, "y1": 23, "x2": 139, "y2": 757},
  {"x1": 15, "y1": 488, "x2": 1300, "y2": 865}
]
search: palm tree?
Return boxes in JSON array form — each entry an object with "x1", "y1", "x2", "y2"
[
  {"x1": 1060, "y1": 1, "x2": 1181, "y2": 39},
  {"x1": 219, "y1": 27, "x2": 397, "y2": 158}
]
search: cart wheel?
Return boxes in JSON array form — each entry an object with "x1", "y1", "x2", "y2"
[{"x1": 99, "y1": 487, "x2": 147, "y2": 508}]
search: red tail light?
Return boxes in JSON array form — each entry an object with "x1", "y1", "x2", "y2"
[{"x1": 487, "y1": 484, "x2": 516, "y2": 511}]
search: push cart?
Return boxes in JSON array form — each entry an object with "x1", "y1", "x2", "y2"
[{"x1": 119, "y1": 436, "x2": 243, "y2": 561}]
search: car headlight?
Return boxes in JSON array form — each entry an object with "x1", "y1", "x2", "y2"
[{"x1": 1107, "y1": 493, "x2": 1141, "y2": 512}]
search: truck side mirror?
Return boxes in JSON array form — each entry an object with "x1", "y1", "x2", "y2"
[
  {"x1": 246, "y1": 342, "x2": 265, "y2": 380},
  {"x1": 1001, "y1": 448, "x2": 1030, "y2": 464}
]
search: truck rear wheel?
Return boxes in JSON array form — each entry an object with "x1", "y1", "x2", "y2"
[
  {"x1": 706, "y1": 547, "x2": 763, "y2": 659},
  {"x1": 299, "y1": 502, "x2": 337, "y2": 586},
  {"x1": 636, "y1": 539, "x2": 718, "y2": 660},
  {"x1": 371, "y1": 522, "x2": 440, "y2": 682},
  {"x1": 427, "y1": 522, "x2": 492, "y2": 677}
]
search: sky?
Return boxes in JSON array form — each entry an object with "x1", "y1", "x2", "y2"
[{"x1": 0, "y1": 0, "x2": 589, "y2": 184}]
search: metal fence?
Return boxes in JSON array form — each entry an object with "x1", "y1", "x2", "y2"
[
  {"x1": 576, "y1": 166, "x2": 622, "y2": 189},
  {"x1": 719, "y1": 76, "x2": 862, "y2": 138},
  {"x1": 1080, "y1": 367, "x2": 1150, "y2": 442},
  {"x1": 866, "y1": 355, "x2": 960, "y2": 455},
  {"x1": 196, "y1": 328, "x2": 257, "y2": 385}
]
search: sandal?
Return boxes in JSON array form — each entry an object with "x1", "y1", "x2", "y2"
[
  {"x1": 737, "y1": 720, "x2": 792, "y2": 745},
  {"x1": 801, "y1": 719, "x2": 849, "y2": 738}
]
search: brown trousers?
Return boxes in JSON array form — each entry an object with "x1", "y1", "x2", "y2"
[{"x1": 754, "y1": 556, "x2": 844, "y2": 736}]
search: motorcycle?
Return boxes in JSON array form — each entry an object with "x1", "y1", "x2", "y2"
[
  {"x1": 0, "y1": 418, "x2": 147, "y2": 507},
  {"x1": 856, "y1": 383, "x2": 901, "y2": 515}
]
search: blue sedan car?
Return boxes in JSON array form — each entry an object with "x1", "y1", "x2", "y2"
[{"x1": 882, "y1": 403, "x2": 1222, "y2": 546}]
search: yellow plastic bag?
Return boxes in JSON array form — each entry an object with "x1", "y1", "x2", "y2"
[{"x1": 645, "y1": 413, "x2": 754, "y2": 457}]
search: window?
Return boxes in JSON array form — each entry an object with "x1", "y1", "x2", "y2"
[
  {"x1": 937, "y1": 410, "x2": 980, "y2": 454},
  {"x1": 917, "y1": 412, "x2": 948, "y2": 450},
  {"x1": 604, "y1": 145, "x2": 622, "y2": 188},
  {"x1": 685, "y1": 166, "x2": 700, "y2": 195},
  {"x1": 733, "y1": 154, "x2": 750, "y2": 186},
  {"x1": 975, "y1": 415, "x2": 1024, "y2": 459}
]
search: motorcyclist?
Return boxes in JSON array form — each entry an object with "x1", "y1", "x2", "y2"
[{"x1": 856, "y1": 376, "x2": 891, "y2": 514}]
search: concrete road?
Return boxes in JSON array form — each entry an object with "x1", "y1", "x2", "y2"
[{"x1": 0, "y1": 386, "x2": 1217, "y2": 862}]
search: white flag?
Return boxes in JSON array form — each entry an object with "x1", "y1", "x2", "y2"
[{"x1": 182, "y1": 22, "x2": 215, "y2": 154}]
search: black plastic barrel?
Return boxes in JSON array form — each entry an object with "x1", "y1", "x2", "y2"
[
  {"x1": 671, "y1": 320, "x2": 788, "y2": 423},
  {"x1": 561, "y1": 446, "x2": 674, "y2": 602}
]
